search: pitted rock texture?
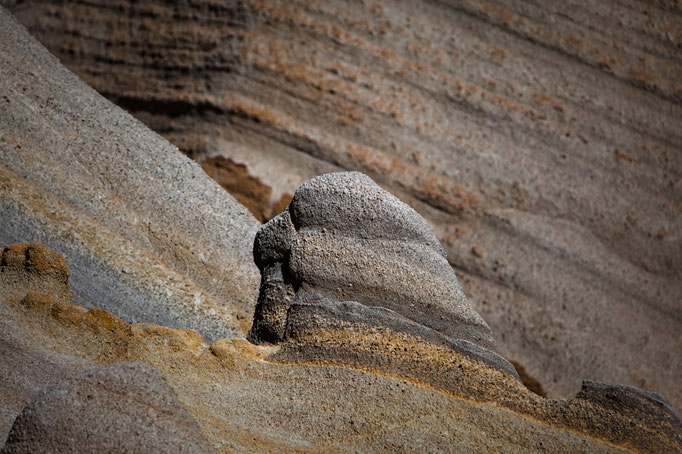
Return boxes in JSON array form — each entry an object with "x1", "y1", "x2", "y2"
[
  {"x1": 1, "y1": 6, "x2": 680, "y2": 452},
  {"x1": 1, "y1": 362, "x2": 216, "y2": 454},
  {"x1": 249, "y1": 172, "x2": 517, "y2": 376},
  {"x1": 0, "y1": 243, "x2": 71, "y2": 305},
  {"x1": 0, "y1": 7, "x2": 260, "y2": 342},
  {"x1": 0, "y1": 250, "x2": 678, "y2": 453},
  {"x1": 5, "y1": 0, "x2": 681, "y2": 407},
  {"x1": 575, "y1": 380, "x2": 682, "y2": 442}
]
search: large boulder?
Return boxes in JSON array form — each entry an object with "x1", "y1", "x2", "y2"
[{"x1": 249, "y1": 172, "x2": 517, "y2": 376}]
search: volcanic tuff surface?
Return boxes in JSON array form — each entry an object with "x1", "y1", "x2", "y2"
[
  {"x1": 0, "y1": 9, "x2": 681, "y2": 450},
  {"x1": 5, "y1": 0, "x2": 681, "y2": 407},
  {"x1": 0, "y1": 6, "x2": 261, "y2": 342},
  {"x1": 249, "y1": 171, "x2": 518, "y2": 376}
]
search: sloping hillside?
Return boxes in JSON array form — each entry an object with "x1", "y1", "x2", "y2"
[{"x1": 0, "y1": 6, "x2": 261, "y2": 341}]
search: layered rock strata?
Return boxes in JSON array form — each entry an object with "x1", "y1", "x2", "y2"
[
  {"x1": 0, "y1": 6, "x2": 260, "y2": 341},
  {"x1": 2, "y1": 362, "x2": 216, "y2": 454},
  {"x1": 1, "y1": 242, "x2": 679, "y2": 453},
  {"x1": 1, "y1": 7, "x2": 680, "y2": 450},
  {"x1": 249, "y1": 171, "x2": 518, "y2": 376},
  {"x1": 5, "y1": 0, "x2": 680, "y2": 406},
  {"x1": 246, "y1": 173, "x2": 681, "y2": 452},
  {"x1": 249, "y1": 172, "x2": 516, "y2": 376}
]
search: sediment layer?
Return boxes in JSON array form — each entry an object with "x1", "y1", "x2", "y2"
[{"x1": 5, "y1": 0, "x2": 680, "y2": 405}]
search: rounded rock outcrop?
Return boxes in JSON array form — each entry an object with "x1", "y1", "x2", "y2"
[
  {"x1": 249, "y1": 172, "x2": 517, "y2": 376},
  {"x1": 0, "y1": 243, "x2": 71, "y2": 305}
]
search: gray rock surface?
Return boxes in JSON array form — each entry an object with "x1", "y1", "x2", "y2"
[
  {"x1": 250, "y1": 172, "x2": 517, "y2": 376},
  {"x1": 4, "y1": 0, "x2": 680, "y2": 407},
  {"x1": 0, "y1": 301, "x2": 92, "y2": 446},
  {"x1": 0, "y1": 6, "x2": 260, "y2": 341},
  {"x1": 574, "y1": 380, "x2": 682, "y2": 450},
  {"x1": 1, "y1": 362, "x2": 216, "y2": 453}
]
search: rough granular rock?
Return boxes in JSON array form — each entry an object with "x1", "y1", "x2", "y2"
[
  {"x1": 8, "y1": 0, "x2": 681, "y2": 408},
  {"x1": 576, "y1": 381, "x2": 682, "y2": 438},
  {"x1": 1, "y1": 362, "x2": 216, "y2": 454},
  {"x1": 249, "y1": 172, "x2": 518, "y2": 377},
  {"x1": 0, "y1": 6, "x2": 260, "y2": 342},
  {"x1": 0, "y1": 243, "x2": 71, "y2": 305}
]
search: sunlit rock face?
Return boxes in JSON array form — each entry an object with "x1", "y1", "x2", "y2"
[{"x1": 249, "y1": 172, "x2": 518, "y2": 376}]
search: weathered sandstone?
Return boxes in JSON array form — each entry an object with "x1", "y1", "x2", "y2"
[
  {"x1": 2, "y1": 362, "x2": 216, "y2": 454},
  {"x1": 4, "y1": 0, "x2": 680, "y2": 407},
  {"x1": 0, "y1": 6, "x2": 260, "y2": 341}
]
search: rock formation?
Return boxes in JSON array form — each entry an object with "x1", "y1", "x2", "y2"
[
  {"x1": 4, "y1": 0, "x2": 680, "y2": 407},
  {"x1": 0, "y1": 6, "x2": 260, "y2": 342},
  {"x1": 244, "y1": 173, "x2": 681, "y2": 452},
  {"x1": 2, "y1": 362, "x2": 216, "y2": 454},
  {"x1": 249, "y1": 172, "x2": 517, "y2": 376},
  {"x1": 1, "y1": 3, "x2": 681, "y2": 453},
  {"x1": 1, "y1": 241, "x2": 679, "y2": 453}
]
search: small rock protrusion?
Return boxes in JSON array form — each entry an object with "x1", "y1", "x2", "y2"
[
  {"x1": 0, "y1": 243, "x2": 71, "y2": 304},
  {"x1": 576, "y1": 380, "x2": 681, "y2": 430}
]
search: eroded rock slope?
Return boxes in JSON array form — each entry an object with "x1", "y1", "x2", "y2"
[
  {"x1": 5, "y1": 0, "x2": 680, "y2": 406},
  {"x1": 1, "y1": 241, "x2": 679, "y2": 453},
  {"x1": 0, "y1": 6, "x2": 260, "y2": 341}
]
